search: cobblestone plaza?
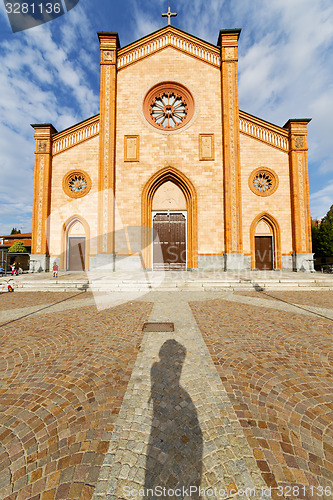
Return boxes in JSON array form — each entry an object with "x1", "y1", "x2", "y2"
[{"x1": 0, "y1": 287, "x2": 332, "y2": 499}]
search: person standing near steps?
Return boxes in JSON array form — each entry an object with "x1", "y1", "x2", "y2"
[{"x1": 52, "y1": 262, "x2": 58, "y2": 278}]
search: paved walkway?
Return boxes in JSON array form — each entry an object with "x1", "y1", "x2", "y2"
[
  {"x1": 0, "y1": 290, "x2": 332, "y2": 500},
  {"x1": 92, "y1": 294, "x2": 267, "y2": 500}
]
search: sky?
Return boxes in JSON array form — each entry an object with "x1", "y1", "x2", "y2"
[{"x1": 0, "y1": 0, "x2": 332, "y2": 235}]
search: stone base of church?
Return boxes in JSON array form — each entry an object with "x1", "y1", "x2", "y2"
[
  {"x1": 293, "y1": 253, "x2": 315, "y2": 272},
  {"x1": 281, "y1": 255, "x2": 293, "y2": 271},
  {"x1": 198, "y1": 255, "x2": 225, "y2": 270},
  {"x1": 90, "y1": 254, "x2": 142, "y2": 272},
  {"x1": 28, "y1": 252, "x2": 315, "y2": 273},
  {"x1": 90, "y1": 253, "x2": 115, "y2": 271},
  {"x1": 115, "y1": 256, "x2": 142, "y2": 271},
  {"x1": 243, "y1": 256, "x2": 252, "y2": 270},
  {"x1": 224, "y1": 253, "x2": 245, "y2": 271},
  {"x1": 29, "y1": 254, "x2": 50, "y2": 273}
]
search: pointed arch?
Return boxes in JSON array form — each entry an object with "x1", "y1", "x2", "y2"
[
  {"x1": 250, "y1": 212, "x2": 282, "y2": 269},
  {"x1": 61, "y1": 214, "x2": 90, "y2": 270},
  {"x1": 141, "y1": 166, "x2": 198, "y2": 269}
]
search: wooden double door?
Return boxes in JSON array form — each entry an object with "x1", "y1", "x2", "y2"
[
  {"x1": 255, "y1": 236, "x2": 273, "y2": 270},
  {"x1": 153, "y1": 213, "x2": 186, "y2": 270},
  {"x1": 68, "y1": 237, "x2": 85, "y2": 271}
]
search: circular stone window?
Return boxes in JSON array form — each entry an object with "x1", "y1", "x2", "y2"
[
  {"x1": 143, "y1": 82, "x2": 194, "y2": 131},
  {"x1": 249, "y1": 168, "x2": 279, "y2": 197},
  {"x1": 62, "y1": 170, "x2": 92, "y2": 198}
]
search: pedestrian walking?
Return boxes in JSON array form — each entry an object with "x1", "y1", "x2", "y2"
[{"x1": 14, "y1": 261, "x2": 19, "y2": 276}]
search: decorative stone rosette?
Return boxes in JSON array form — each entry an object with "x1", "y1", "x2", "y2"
[
  {"x1": 62, "y1": 170, "x2": 92, "y2": 198},
  {"x1": 143, "y1": 82, "x2": 194, "y2": 131},
  {"x1": 248, "y1": 168, "x2": 279, "y2": 197}
]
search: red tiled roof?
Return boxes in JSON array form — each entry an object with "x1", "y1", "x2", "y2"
[
  {"x1": 0, "y1": 239, "x2": 31, "y2": 248},
  {"x1": 0, "y1": 234, "x2": 32, "y2": 250},
  {"x1": 1, "y1": 233, "x2": 32, "y2": 239}
]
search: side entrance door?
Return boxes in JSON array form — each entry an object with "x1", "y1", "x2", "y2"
[
  {"x1": 255, "y1": 236, "x2": 273, "y2": 270},
  {"x1": 153, "y1": 213, "x2": 186, "y2": 270},
  {"x1": 68, "y1": 237, "x2": 85, "y2": 271}
]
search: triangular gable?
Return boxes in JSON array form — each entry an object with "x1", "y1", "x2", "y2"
[{"x1": 117, "y1": 26, "x2": 220, "y2": 70}]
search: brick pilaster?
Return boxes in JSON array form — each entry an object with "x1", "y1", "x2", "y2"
[
  {"x1": 31, "y1": 124, "x2": 57, "y2": 255},
  {"x1": 284, "y1": 119, "x2": 312, "y2": 256},
  {"x1": 97, "y1": 32, "x2": 119, "y2": 254},
  {"x1": 218, "y1": 29, "x2": 243, "y2": 259}
]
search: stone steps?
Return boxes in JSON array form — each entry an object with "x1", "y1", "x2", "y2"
[{"x1": 13, "y1": 277, "x2": 333, "y2": 292}]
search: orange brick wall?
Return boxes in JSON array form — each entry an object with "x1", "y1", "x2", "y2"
[
  {"x1": 240, "y1": 134, "x2": 293, "y2": 256},
  {"x1": 115, "y1": 47, "x2": 224, "y2": 256},
  {"x1": 46, "y1": 47, "x2": 297, "y2": 267},
  {"x1": 48, "y1": 136, "x2": 99, "y2": 258}
]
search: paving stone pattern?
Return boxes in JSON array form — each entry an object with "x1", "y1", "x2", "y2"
[
  {"x1": 1, "y1": 290, "x2": 333, "y2": 500},
  {"x1": 233, "y1": 291, "x2": 333, "y2": 309},
  {"x1": 0, "y1": 292, "x2": 88, "y2": 309},
  {"x1": 190, "y1": 298, "x2": 333, "y2": 500},
  {"x1": 0, "y1": 300, "x2": 152, "y2": 500}
]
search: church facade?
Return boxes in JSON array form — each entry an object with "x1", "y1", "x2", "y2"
[{"x1": 30, "y1": 25, "x2": 313, "y2": 272}]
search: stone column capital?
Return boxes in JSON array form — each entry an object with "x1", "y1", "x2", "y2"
[
  {"x1": 31, "y1": 124, "x2": 57, "y2": 154},
  {"x1": 217, "y1": 29, "x2": 241, "y2": 63},
  {"x1": 217, "y1": 29, "x2": 241, "y2": 46},
  {"x1": 97, "y1": 32, "x2": 120, "y2": 65},
  {"x1": 284, "y1": 119, "x2": 311, "y2": 151}
]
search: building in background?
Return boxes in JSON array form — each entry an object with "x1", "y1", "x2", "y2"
[
  {"x1": 30, "y1": 24, "x2": 313, "y2": 272},
  {"x1": 0, "y1": 232, "x2": 31, "y2": 272}
]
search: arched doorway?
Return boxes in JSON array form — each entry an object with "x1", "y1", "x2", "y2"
[
  {"x1": 142, "y1": 167, "x2": 197, "y2": 269},
  {"x1": 152, "y1": 181, "x2": 187, "y2": 270},
  {"x1": 61, "y1": 215, "x2": 90, "y2": 271},
  {"x1": 250, "y1": 213, "x2": 282, "y2": 270}
]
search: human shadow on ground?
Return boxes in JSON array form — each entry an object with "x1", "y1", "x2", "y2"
[{"x1": 144, "y1": 339, "x2": 203, "y2": 499}]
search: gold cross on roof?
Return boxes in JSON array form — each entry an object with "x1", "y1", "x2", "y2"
[{"x1": 162, "y1": 6, "x2": 177, "y2": 25}]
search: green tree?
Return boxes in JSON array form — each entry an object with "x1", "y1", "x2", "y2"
[
  {"x1": 316, "y1": 204, "x2": 333, "y2": 257},
  {"x1": 10, "y1": 228, "x2": 21, "y2": 234},
  {"x1": 8, "y1": 241, "x2": 27, "y2": 253}
]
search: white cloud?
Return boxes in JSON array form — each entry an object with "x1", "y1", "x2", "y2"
[
  {"x1": 131, "y1": 0, "x2": 333, "y2": 218},
  {"x1": 0, "y1": 203, "x2": 32, "y2": 235},
  {"x1": 0, "y1": 5, "x2": 100, "y2": 234},
  {"x1": 237, "y1": 1, "x2": 333, "y2": 180},
  {"x1": 130, "y1": 1, "x2": 161, "y2": 40},
  {"x1": 310, "y1": 183, "x2": 333, "y2": 219},
  {"x1": 0, "y1": 0, "x2": 332, "y2": 235}
]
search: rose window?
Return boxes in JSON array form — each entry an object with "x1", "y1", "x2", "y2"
[
  {"x1": 143, "y1": 82, "x2": 194, "y2": 131},
  {"x1": 253, "y1": 172, "x2": 273, "y2": 192},
  {"x1": 151, "y1": 93, "x2": 187, "y2": 128},
  {"x1": 69, "y1": 174, "x2": 87, "y2": 194},
  {"x1": 63, "y1": 170, "x2": 91, "y2": 199},
  {"x1": 249, "y1": 168, "x2": 278, "y2": 197}
]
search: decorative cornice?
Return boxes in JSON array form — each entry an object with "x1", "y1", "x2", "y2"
[
  {"x1": 217, "y1": 29, "x2": 241, "y2": 46},
  {"x1": 52, "y1": 115, "x2": 100, "y2": 155},
  {"x1": 117, "y1": 26, "x2": 220, "y2": 70},
  {"x1": 239, "y1": 110, "x2": 289, "y2": 152},
  {"x1": 283, "y1": 118, "x2": 312, "y2": 128},
  {"x1": 97, "y1": 31, "x2": 120, "y2": 48},
  {"x1": 31, "y1": 123, "x2": 58, "y2": 134}
]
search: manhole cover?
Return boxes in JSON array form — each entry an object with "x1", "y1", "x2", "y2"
[{"x1": 142, "y1": 322, "x2": 174, "y2": 332}]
